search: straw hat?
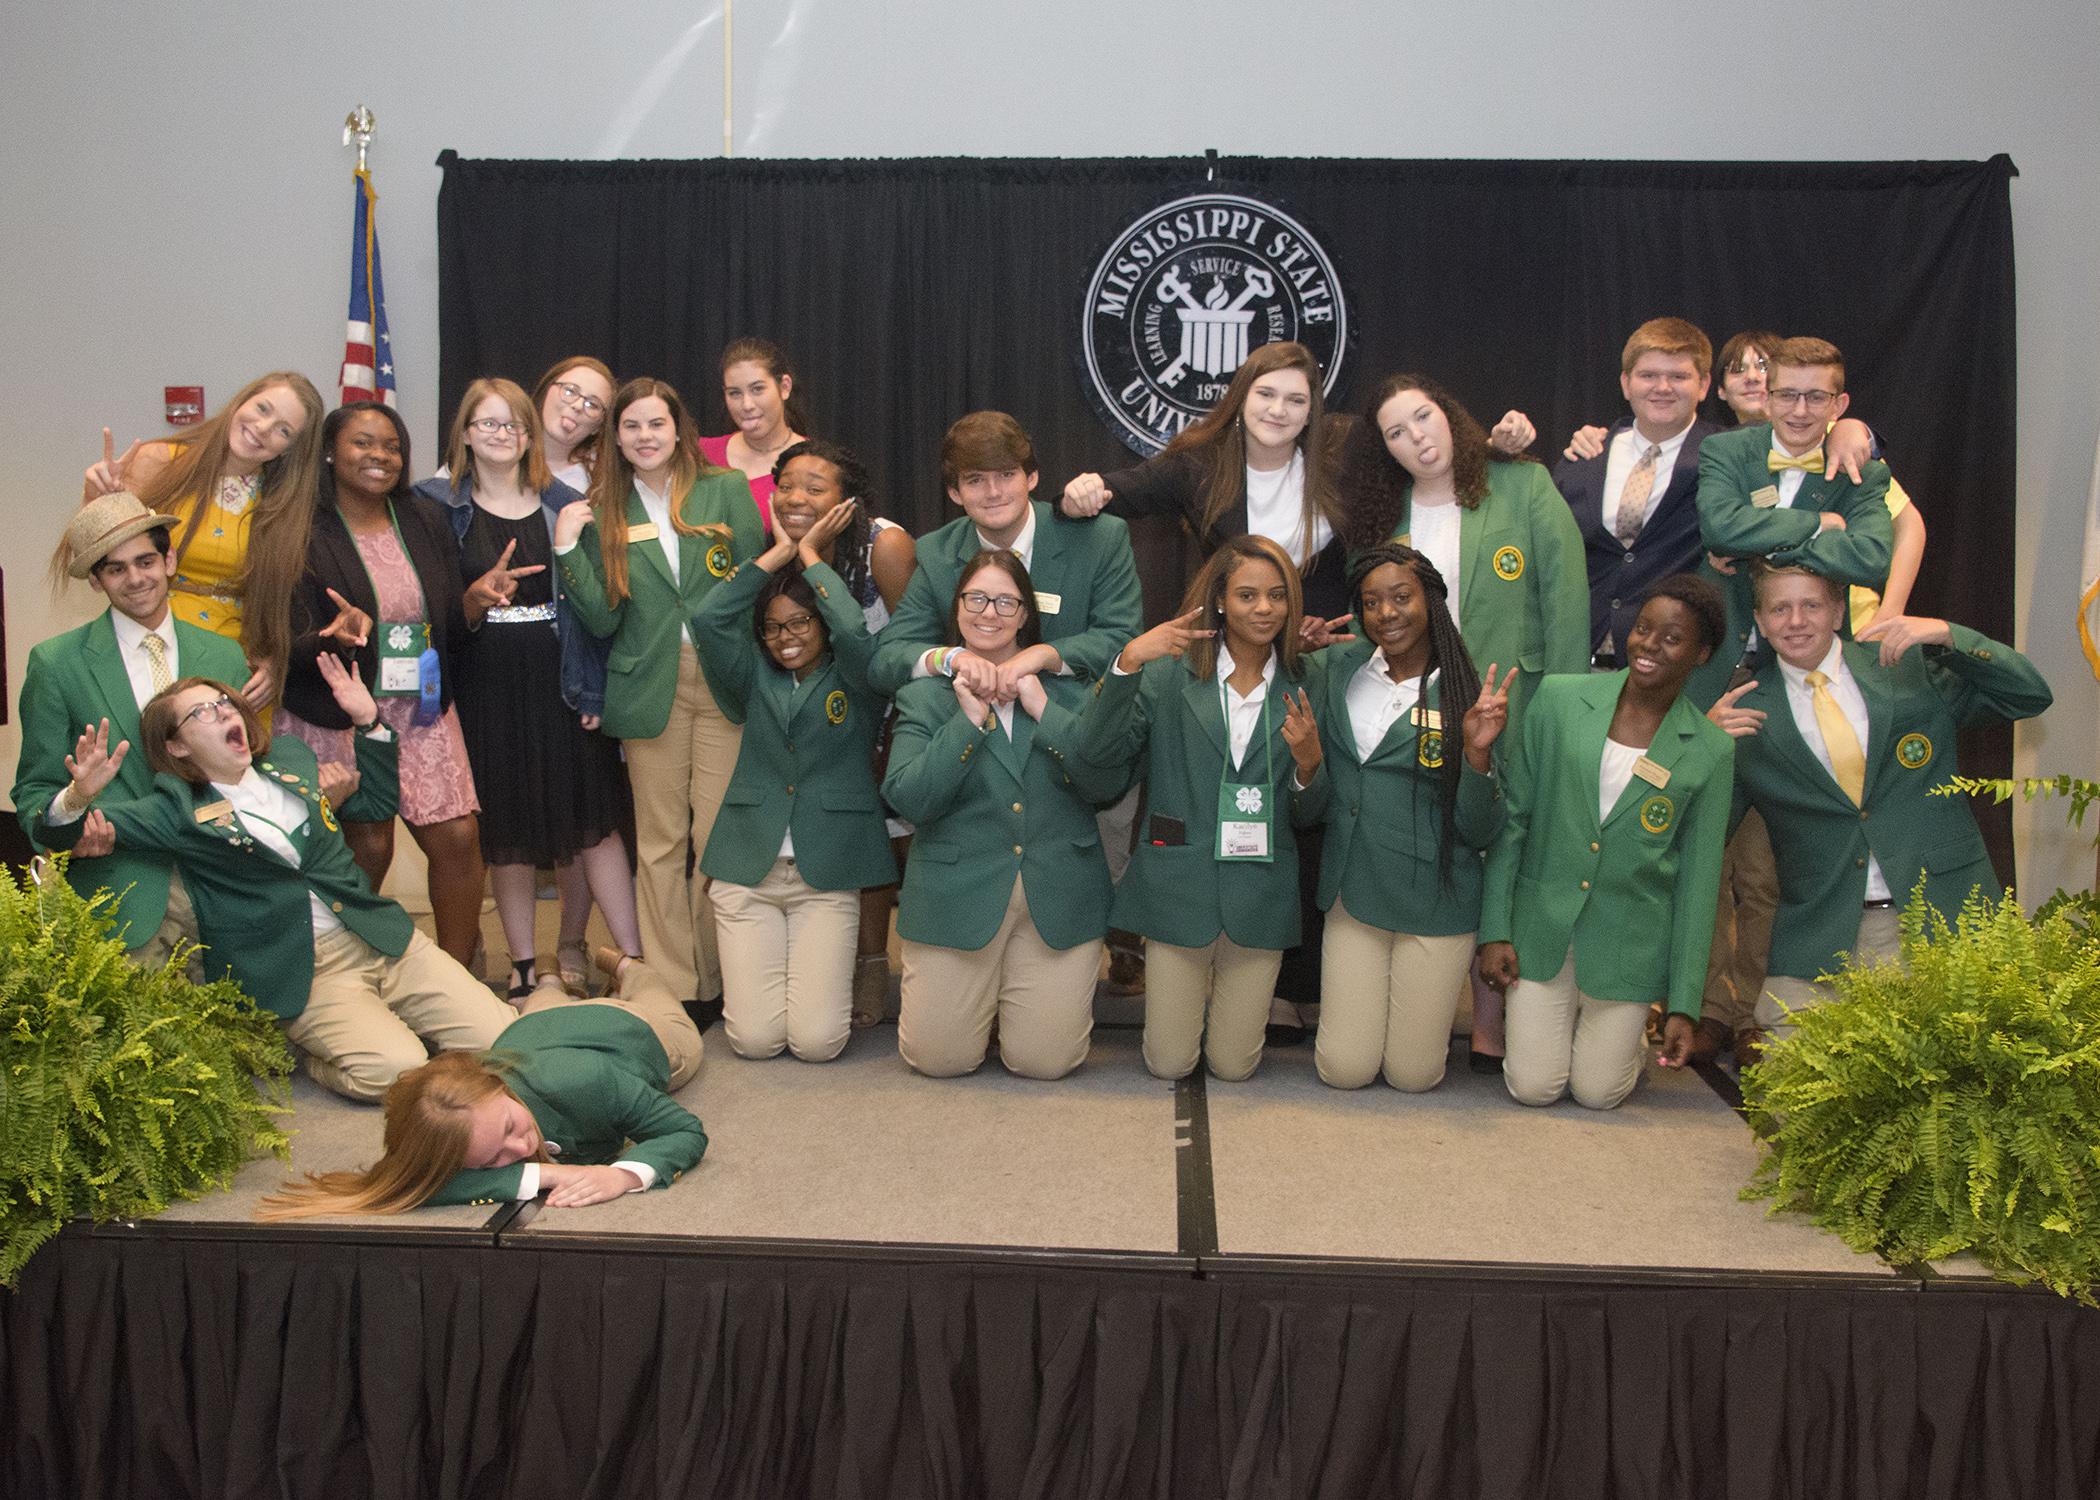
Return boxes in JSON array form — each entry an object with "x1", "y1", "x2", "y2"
[{"x1": 64, "y1": 492, "x2": 185, "y2": 579}]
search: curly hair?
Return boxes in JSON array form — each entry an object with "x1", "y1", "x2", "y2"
[
  {"x1": 773, "y1": 438, "x2": 876, "y2": 610},
  {"x1": 1338, "y1": 374, "x2": 1534, "y2": 551},
  {"x1": 1634, "y1": 573, "x2": 1727, "y2": 657}
]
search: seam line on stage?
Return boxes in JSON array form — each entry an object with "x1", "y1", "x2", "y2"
[{"x1": 1174, "y1": 1070, "x2": 1219, "y2": 1260}]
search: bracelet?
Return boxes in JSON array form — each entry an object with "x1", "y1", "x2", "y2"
[{"x1": 939, "y1": 646, "x2": 962, "y2": 677}]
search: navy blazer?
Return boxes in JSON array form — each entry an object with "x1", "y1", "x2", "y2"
[{"x1": 1553, "y1": 417, "x2": 1720, "y2": 656}]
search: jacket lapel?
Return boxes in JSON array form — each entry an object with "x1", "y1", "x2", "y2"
[
  {"x1": 1367, "y1": 670, "x2": 1441, "y2": 766},
  {"x1": 626, "y1": 490, "x2": 675, "y2": 592},
  {"x1": 984, "y1": 702, "x2": 1031, "y2": 782},
  {"x1": 1756, "y1": 666, "x2": 1860, "y2": 810},
  {"x1": 1459, "y1": 501, "x2": 1487, "y2": 606},
  {"x1": 1601, "y1": 690, "x2": 1699, "y2": 830},
  {"x1": 83, "y1": 612, "x2": 144, "y2": 740},
  {"x1": 1182, "y1": 665, "x2": 1229, "y2": 763},
  {"x1": 1020, "y1": 503, "x2": 1066, "y2": 617},
  {"x1": 1847, "y1": 641, "x2": 1898, "y2": 803}
]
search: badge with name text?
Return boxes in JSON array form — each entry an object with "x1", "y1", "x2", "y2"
[
  {"x1": 1079, "y1": 191, "x2": 1350, "y2": 456},
  {"x1": 1633, "y1": 755, "x2": 1671, "y2": 789}
]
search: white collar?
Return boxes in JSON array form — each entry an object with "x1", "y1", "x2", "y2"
[
  {"x1": 1776, "y1": 635, "x2": 1847, "y2": 692},
  {"x1": 1219, "y1": 649, "x2": 1278, "y2": 704},
  {"x1": 1364, "y1": 652, "x2": 1437, "y2": 690},
  {"x1": 1624, "y1": 418, "x2": 1695, "y2": 465},
  {"x1": 109, "y1": 606, "x2": 176, "y2": 657},
  {"x1": 977, "y1": 504, "x2": 1037, "y2": 565},
  {"x1": 210, "y1": 766, "x2": 267, "y2": 803}
]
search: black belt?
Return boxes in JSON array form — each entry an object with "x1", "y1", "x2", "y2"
[{"x1": 1862, "y1": 898, "x2": 1894, "y2": 910}]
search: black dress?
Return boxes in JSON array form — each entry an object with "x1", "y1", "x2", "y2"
[{"x1": 455, "y1": 507, "x2": 629, "y2": 867}]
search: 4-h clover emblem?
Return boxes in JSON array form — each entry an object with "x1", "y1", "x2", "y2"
[
  {"x1": 1492, "y1": 546, "x2": 1525, "y2": 581},
  {"x1": 1234, "y1": 785, "x2": 1264, "y2": 815},
  {"x1": 1896, "y1": 733, "x2": 1933, "y2": 769},
  {"x1": 1417, "y1": 729, "x2": 1445, "y2": 768},
  {"x1": 386, "y1": 624, "x2": 415, "y2": 651},
  {"x1": 1639, "y1": 794, "x2": 1675, "y2": 834}
]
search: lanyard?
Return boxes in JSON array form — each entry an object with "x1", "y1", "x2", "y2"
[{"x1": 1216, "y1": 676, "x2": 1276, "y2": 863}]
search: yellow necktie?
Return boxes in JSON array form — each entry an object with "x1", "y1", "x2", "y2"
[
  {"x1": 1767, "y1": 448, "x2": 1824, "y2": 474},
  {"x1": 141, "y1": 632, "x2": 173, "y2": 692},
  {"x1": 1805, "y1": 670, "x2": 1865, "y2": 806}
]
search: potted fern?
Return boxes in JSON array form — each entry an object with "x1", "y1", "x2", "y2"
[
  {"x1": 0, "y1": 858, "x2": 293, "y2": 1284},
  {"x1": 1742, "y1": 884, "x2": 2100, "y2": 1301}
]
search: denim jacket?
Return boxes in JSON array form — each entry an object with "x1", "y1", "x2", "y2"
[{"x1": 413, "y1": 474, "x2": 611, "y2": 718}]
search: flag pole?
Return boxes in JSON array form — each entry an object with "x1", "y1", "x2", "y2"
[
  {"x1": 722, "y1": 1, "x2": 734, "y2": 158},
  {"x1": 343, "y1": 104, "x2": 374, "y2": 174}
]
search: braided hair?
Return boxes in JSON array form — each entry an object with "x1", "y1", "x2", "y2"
[
  {"x1": 1348, "y1": 542, "x2": 1482, "y2": 887},
  {"x1": 773, "y1": 438, "x2": 877, "y2": 610}
]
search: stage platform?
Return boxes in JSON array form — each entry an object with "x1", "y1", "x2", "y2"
[{"x1": 9, "y1": 1018, "x2": 2098, "y2": 1499}]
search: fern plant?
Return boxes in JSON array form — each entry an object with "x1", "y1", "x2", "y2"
[
  {"x1": 1742, "y1": 884, "x2": 2100, "y2": 1301},
  {"x1": 0, "y1": 859, "x2": 292, "y2": 1284}
]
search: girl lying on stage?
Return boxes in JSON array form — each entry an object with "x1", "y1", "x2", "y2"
[{"x1": 258, "y1": 949, "x2": 706, "y2": 1214}]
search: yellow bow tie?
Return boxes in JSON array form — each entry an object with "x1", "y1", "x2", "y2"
[{"x1": 1767, "y1": 448, "x2": 1824, "y2": 474}]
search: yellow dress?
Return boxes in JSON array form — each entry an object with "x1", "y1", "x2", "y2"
[{"x1": 168, "y1": 471, "x2": 260, "y2": 646}]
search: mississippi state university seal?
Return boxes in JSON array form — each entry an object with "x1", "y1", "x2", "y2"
[{"x1": 1080, "y1": 192, "x2": 1348, "y2": 456}]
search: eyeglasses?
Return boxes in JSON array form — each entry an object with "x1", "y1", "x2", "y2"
[
  {"x1": 1728, "y1": 356, "x2": 1769, "y2": 375},
  {"x1": 177, "y1": 693, "x2": 237, "y2": 729},
  {"x1": 468, "y1": 418, "x2": 526, "y2": 436},
  {"x1": 554, "y1": 382, "x2": 606, "y2": 417},
  {"x1": 759, "y1": 613, "x2": 819, "y2": 640},
  {"x1": 959, "y1": 591, "x2": 1024, "y2": 618},
  {"x1": 1767, "y1": 388, "x2": 1838, "y2": 412}
]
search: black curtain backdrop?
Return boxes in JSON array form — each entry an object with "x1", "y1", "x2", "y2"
[
  {"x1": 436, "y1": 152, "x2": 2021, "y2": 868},
  {"x1": 9, "y1": 1232, "x2": 2100, "y2": 1499}
]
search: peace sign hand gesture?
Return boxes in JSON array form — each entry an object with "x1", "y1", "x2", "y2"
[
  {"x1": 1114, "y1": 607, "x2": 1213, "y2": 674},
  {"x1": 1705, "y1": 679, "x2": 1767, "y2": 738},
  {"x1": 83, "y1": 427, "x2": 145, "y2": 503},
  {"x1": 1281, "y1": 688, "x2": 1322, "y2": 780},
  {"x1": 466, "y1": 539, "x2": 547, "y2": 621},
  {"x1": 1462, "y1": 663, "x2": 1519, "y2": 770}
]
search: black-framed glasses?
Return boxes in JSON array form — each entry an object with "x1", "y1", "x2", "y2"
[
  {"x1": 1768, "y1": 388, "x2": 1838, "y2": 411},
  {"x1": 469, "y1": 417, "x2": 525, "y2": 436},
  {"x1": 760, "y1": 613, "x2": 819, "y2": 640},
  {"x1": 959, "y1": 590, "x2": 1024, "y2": 618},
  {"x1": 177, "y1": 693, "x2": 237, "y2": 729},
  {"x1": 554, "y1": 382, "x2": 606, "y2": 417}
]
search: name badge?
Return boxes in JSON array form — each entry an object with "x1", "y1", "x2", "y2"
[
  {"x1": 1633, "y1": 755, "x2": 1671, "y2": 789},
  {"x1": 193, "y1": 800, "x2": 233, "y2": 823},
  {"x1": 626, "y1": 521, "x2": 660, "y2": 543},
  {"x1": 1216, "y1": 781, "x2": 1274, "y2": 863},
  {"x1": 1410, "y1": 706, "x2": 1442, "y2": 730},
  {"x1": 1034, "y1": 590, "x2": 1063, "y2": 616},
  {"x1": 1749, "y1": 485, "x2": 1782, "y2": 509}
]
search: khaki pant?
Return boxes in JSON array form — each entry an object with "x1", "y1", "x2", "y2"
[
  {"x1": 623, "y1": 642, "x2": 742, "y2": 1003},
  {"x1": 129, "y1": 867, "x2": 206, "y2": 983},
  {"x1": 1143, "y1": 933, "x2": 1281, "y2": 1081},
  {"x1": 898, "y1": 874, "x2": 1101, "y2": 1080},
  {"x1": 1756, "y1": 905, "x2": 1902, "y2": 1035},
  {"x1": 1504, "y1": 946, "x2": 1657, "y2": 1110},
  {"x1": 1316, "y1": 900, "x2": 1475, "y2": 1091},
  {"x1": 523, "y1": 954, "x2": 704, "y2": 1089},
  {"x1": 284, "y1": 927, "x2": 515, "y2": 1102},
  {"x1": 1701, "y1": 809, "x2": 1780, "y2": 1035},
  {"x1": 711, "y1": 855, "x2": 857, "y2": 1062}
]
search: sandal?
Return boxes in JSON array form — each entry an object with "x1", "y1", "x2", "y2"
[
  {"x1": 557, "y1": 939, "x2": 590, "y2": 997},
  {"x1": 507, "y1": 959, "x2": 538, "y2": 1004}
]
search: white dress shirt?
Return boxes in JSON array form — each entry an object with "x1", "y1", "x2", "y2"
[
  {"x1": 1245, "y1": 451, "x2": 1331, "y2": 567},
  {"x1": 1346, "y1": 653, "x2": 1430, "y2": 765},
  {"x1": 1219, "y1": 653, "x2": 1278, "y2": 770},
  {"x1": 1598, "y1": 737, "x2": 1645, "y2": 823},
  {"x1": 1777, "y1": 638, "x2": 1889, "y2": 901},
  {"x1": 213, "y1": 767, "x2": 342, "y2": 935},
  {"x1": 1409, "y1": 501, "x2": 1463, "y2": 623},
  {"x1": 1769, "y1": 431, "x2": 1814, "y2": 510},
  {"x1": 109, "y1": 609, "x2": 181, "y2": 709},
  {"x1": 1602, "y1": 420, "x2": 1695, "y2": 540}
]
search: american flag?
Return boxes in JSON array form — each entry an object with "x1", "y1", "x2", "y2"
[{"x1": 339, "y1": 168, "x2": 396, "y2": 406}]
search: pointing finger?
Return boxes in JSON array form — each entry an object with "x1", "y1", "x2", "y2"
[{"x1": 103, "y1": 428, "x2": 115, "y2": 468}]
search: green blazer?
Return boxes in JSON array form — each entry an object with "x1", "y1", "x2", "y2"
[
  {"x1": 428, "y1": 1003, "x2": 708, "y2": 1207},
  {"x1": 867, "y1": 501, "x2": 1144, "y2": 694},
  {"x1": 37, "y1": 732, "x2": 403, "y2": 1018},
  {"x1": 13, "y1": 610, "x2": 249, "y2": 946},
  {"x1": 691, "y1": 560, "x2": 897, "y2": 892},
  {"x1": 553, "y1": 472, "x2": 765, "y2": 740},
  {"x1": 1480, "y1": 672, "x2": 1734, "y2": 1016},
  {"x1": 1313, "y1": 640, "x2": 1506, "y2": 937},
  {"x1": 1077, "y1": 651, "x2": 1330, "y2": 951},
  {"x1": 1686, "y1": 422, "x2": 1893, "y2": 708},
  {"x1": 884, "y1": 675, "x2": 1130, "y2": 951},
  {"x1": 1731, "y1": 627, "x2": 2052, "y2": 980},
  {"x1": 1384, "y1": 458, "x2": 1590, "y2": 719}
]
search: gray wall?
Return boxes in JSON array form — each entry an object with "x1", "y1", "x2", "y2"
[{"x1": 5, "y1": 0, "x2": 2096, "y2": 894}]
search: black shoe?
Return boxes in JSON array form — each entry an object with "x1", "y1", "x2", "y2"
[
  {"x1": 683, "y1": 994, "x2": 724, "y2": 1033},
  {"x1": 1264, "y1": 1022, "x2": 1310, "y2": 1047},
  {"x1": 1468, "y1": 1047, "x2": 1504, "y2": 1075}
]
